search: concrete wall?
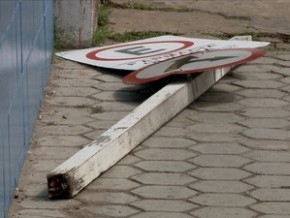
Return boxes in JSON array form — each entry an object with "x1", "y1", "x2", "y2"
[
  {"x1": 0, "y1": 1, "x2": 54, "y2": 217},
  {"x1": 54, "y1": 0, "x2": 98, "y2": 48}
]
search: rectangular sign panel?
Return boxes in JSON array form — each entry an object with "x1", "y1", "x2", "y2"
[{"x1": 56, "y1": 35, "x2": 269, "y2": 70}]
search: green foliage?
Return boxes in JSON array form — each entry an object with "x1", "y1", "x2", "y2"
[
  {"x1": 124, "y1": 1, "x2": 151, "y2": 10},
  {"x1": 91, "y1": 105, "x2": 103, "y2": 113},
  {"x1": 54, "y1": 18, "x2": 75, "y2": 51},
  {"x1": 98, "y1": 3, "x2": 112, "y2": 26},
  {"x1": 92, "y1": 26, "x2": 113, "y2": 46},
  {"x1": 110, "y1": 31, "x2": 173, "y2": 42}
]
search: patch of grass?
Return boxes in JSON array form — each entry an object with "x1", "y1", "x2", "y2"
[
  {"x1": 98, "y1": 3, "x2": 112, "y2": 26},
  {"x1": 54, "y1": 18, "x2": 75, "y2": 51},
  {"x1": 124, "y1": 0, "x2": 152, "y2": 10},
  {"x1": 93, "y1": 26, "x2": 113, "y2": 46},
  {"x1": 91, "y1": 105, "x2": 103, "y2": 113},
  {"x1": 110, "y1": 31, "x2": 177, "y2": 42}
]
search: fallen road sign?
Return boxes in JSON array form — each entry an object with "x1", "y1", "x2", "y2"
[
  {"x1": 123, "y1": 48, "x2": 266, "y2": 85},
  {"x1": 56, "y1": 35, "x2": 269, "y2": 70}
]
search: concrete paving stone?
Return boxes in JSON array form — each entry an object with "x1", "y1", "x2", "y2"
[
  {"x1": 16, "y1": 209, "x2": 66, "y2": 218},
  {"x1": 135, "y1": 161, "x2": 195, "y2": 172},
  {"x1": 100, "y1": 101, "x2": 137, "y2": 111},
  {"x1": 92, "y1": 91, "x2": 144, "y2": 102},
  {"x1": 236, "y1": 89, "x2": 285, "y2": 98},
  {"x1": 240, "y1": 139, "x2": 290, "y2": 150},
  {"x1": 283, "y1": 95, "x2": 290, "y2": 103},
  {"x1": 118, "y1": 154, "x2": 143, "y2": 165},
  {"x1": 233, "y1": 64, "x2": 281, "y2": 75},
  {"x1": 242, "y1": 128, "x2": 290, "y2": 140},
  {"x1": 86, "y1": 205, "x2": 139, "y2": 217},
  {"x1": 37, "y1": 135, "x2": 89, "y2": 147},
  {"x1": 190, "y1": 143, "x2": 249, "y2": 154},
  {"x1": 53, "y1": 86, "x2": 99, "y2": 97},
  {"x1": 248, "y1": 57, "x2": 278, "y2": 65},
  {"x1": 190, "y1": 102, "x2": 244, "y2": 112},
  {"x1": 29, "y1": 146, "x2": 79, "y2": 160},
  {"x1": 210, "y1": 83, "x2": 242, "y2": 92},
  {"x1": 19, "y1": 198, "x2": 80, "y2": 210},
  {"x1": 94, "y1": 74, "x2": 123, "y2": 82},
  {"x1": 238, "y1": 98, "x2": 289, "y2": 108},
  {"x1": 245, "y1": 163, "x2": 290, "y2": 175},
  {"x1": 45, "y1": 96, "x2": 98, "y2": 107},
  {"x1": 187, "y1": 123, "x2": 245, "y2": 134},
  {"x1": 40, "y1": 107, "x2": 94, "y2": 126},
  {"x1": 51, "y1": 78, "x2": 101, "y2": 87},
  {"x1": 271, "y1": 67, "x2": 290, "y2": 77},
  {"x1": 82, "y1": 129, "x2": 106, "y2": 140},
  {"x1": 272, "y1": 53, "x2": 290, "y2": 61},
  {"x1": 189, "y1": 168, "x2": 251, "y2": 180},
  {"x1": 251, "y1": 189, "x2": 290, "y2": 201},
  {"x1": 190, "y1": 180, "x2": 253, "y2": 193},
  {"x1": 101, "y1": 165, "x2": 141, "y2": 178},
  {"x1": 232, "y1": 71, "x2": 282, "y2": 81},
  {"x1": 78, "y1": 191, "x2": 138, "y2": 204},
  {"x1": 85, "y1": 120, "x2": 119, "y2": 130},
  {"x1": 233, "y1": 80, "x2": 284, "y2": 89},
  {"x1": 191, "y1": 207, "x2": 257, "y2": 218},
  {"x1": 38, "y1": 125, "x2": 93, "y2": 136},
  {"x1": 22, "y1": 183, "x2": 48, "y2": 197},
  {"x1": 131, "y1": 186, "x2": 197, "y2": 199},
  {"x1": 240, "y1": 108, "x2": 290, "y2": 118},
  {"x1": 131, "y1": 199, "x2": 196, "y2": 212},
  {"x1": 189, "y1": 193, "x2": 256, "y2": 207},
  {"x1": 25, "y1": 171, "x2": 47, "y2": 184},
  {"x1": 187, "y1": 112, "x2": 244, "y2": 124},
  {"x1": 251, "y1": 202, "x2": 290, "y2": 215},
  {"x1": 130, "y1": 212, "x2": 194, "y2": 218},
  {"x1": 198, "y1": 91, "x2": 241, "y2": 103},
  {"x1": 188, "y1": 132, "x2": 243, "y2": 143},
  {"x1": 94, "y1": 82, "x2": 142, "y2": 92},
  {"x1": 31, "y1": 159, "x2": 64, "y2": 172},
  {"x1": 134, "y1": 148, "x2": 197, "y2": 161},
  {"x1": 142, "y1": 137, "x2": 196, "y2": 148},
  {"x1": 238, "y1": 118, "x2": 289, "y2": 129},
  {"x1": 88, "y1": 178, "x2": 140, "y2": 191},
  {"x1": 131, "y1": 172, "x2": 196, "y2": 185},
  {"x1": 276, "y1": 60, "x2": 290, "y2": 68},
  {"x1": 191, "y1": 155, "x2": 251, "y2": 167},
  {"x1": 154, "y1": 126, "x2": 190, "y2": 137},
  {"x1": 246, "y1": 175, "x2": 290, "y2": 188},
  {"x1": 245, "y1": 151, "x2": 290, "y2": 162},
  {"x1": 259, "y1": 216, "x2": 290, "y2": 218},
  {"x1": 90, "y1": 111, "x2": 128, "y2": 121}
]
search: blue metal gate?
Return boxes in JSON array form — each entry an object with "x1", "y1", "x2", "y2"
[{"x1": 0, "y1": 1, "x2": 54, "y2": 217}]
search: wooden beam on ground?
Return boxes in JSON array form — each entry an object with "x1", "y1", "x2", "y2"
[{"x1": 47, "y1": 66, "x2": 231, "y2": 198}]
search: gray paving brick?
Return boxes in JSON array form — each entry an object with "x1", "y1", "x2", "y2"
[
  {"x1": 191, "y1": 102, "x2": 244, "y2": 112},
  {"x1": 211, "y1": 83, "x2": 242, "y2": 92},
  {"x1": 118, "y1": 154, "x2": 142, "y2": 165},
  {"x1": 53, "y1": 86, "x2": 99, "y2": 97},
  {"x1": 272, "y1": 68, "x2": 290, "y2": 77},
  {"x1": 30, "y1": 147, "x2": 79, "y2": 160},
  {"x1": 39, "y1": 125, "x2": 93, "y2": 136},
  {"x1": 258, "y1": 215, "x2": 290, "y2": 218},
  {"x1": 95, "y1": 74, "x2": 123, "y2": 82},
  {"x1": 189, "y1": 168, "x2": 251, "y2": 180},
  {"x1": 187, "y1": 123, "x2": 244, "y2": 134},
  {"x1": 134, "y1": 148, "x2": 196, "y2": 160},
  {"x1": 198, "y1": 91, "x2": 241, "y2": 103},
  {"x1": 246, "y1": 175, "x2": 290, "y2": 188},
  {"x1": 17, "y1": 209, "x2": 66, "y2": 218},
  {"x1": 155, "y1": 126, "x2": 190, "y2": 137},
  {"x1": 238, "y1": 118, "x2": 289, "y2": 128},
  {"x1": 191, "y1": 207, "x2": 257, "y2": 218},
  {"x1": 233, "y1": 71, "x2": 282, "y2": 80},
  {"x1": 239, "y1": 98, "x2": 289, "y2": 108},
  {"x1": 251, "y1": 189, "x2": 290, "y2": 201},
  {"x1": 101, "y1": 101, "x2": 137, "y2": 111},
  {"x1": 85, "y1": 120, "x2": 119, "y2": 130},
  {"x1": 189, "y1": 193, "x2": 256, "y2": 207},
  {"x1": 142, "y1": 137, "x2": 196, "y2": 148},
  {"x1": 130, "y1": 212, "x2": 194, "y2": 218},
  {"x1": 240, "y1": 139, "x2": 289, "y2": 150},
  {"x1": 245, "y1": 151, "x2": 290, "y2": 162},
  {"x1": 190, "y1": 143, "x2": 249, "y2": 154},
  {"x1": 86, "y1": 205, "x2": 139, "y2": 217},
  {"x1": 51, "y1": 78, "x2": 101, "y2": 87},
  {"x1": 245, "y1": 163, "x2": 290, "y2": 175},
  {"x1": 31, "y1": 159, "x2": 64, "y2": 172},
  {"x1": 190, "y1": 180, "x2": 253, "y2": 193},
  {"x1": 19, "y1": 198, "x2": 81, "y2": 210},
  {"x1": 37, "y1": 135, "x2": 89, "y2": 147},
  {"x1": 92, "y1": 91, "x2": 143, "y2": 102},
  {"x1": 132, "y1": 172, "x2": 196, "y2": 185},
  {"x1": 240, "y1": 108, "x2": 290, "y2": 118},
  {"x1": 78, "y1": 191, "x2": 138, "y2": 204},
  {"x1": 89, "y1": 178, "x2": 140, "y2": 191},
  {"x1": 242, "y1": 128, "x2": 290, "y2": 140},
  {"x1": 187, "y1": 112, "x2": 244, "y2": 124},
  {"x1": 101, "y1": 165, "x2": 141, "y2": 178},
  {"x1": 188, "y1": 132, "x2": 243, "y2": 143},
  {"x1": 251, "y1": 202, "x2": 290, "y2": 215},
  {"x1": 135, "y1": 161, "x2": 195, "y2": 172},
  {"x1": 237, "y1": 89, "x2": 285, "y2": 98},
  {"x1": 132, "y1": 186, "x2": 196, "y2": 199},
  {"x1": 191, "y1": 155, "x2": 251, "y2": 167},
  {"x1": 90, "y1": 111, "x2": 128, "y2": 121},
  {"x1": 131, "y1": 199, "x2": 196, "y2": 212},
  {"x1": 233, "y1": 80, "x2": 284, "y2": 89},
  {"x1": 45, "y1": 96, "x2": 98, "y2": 107}
]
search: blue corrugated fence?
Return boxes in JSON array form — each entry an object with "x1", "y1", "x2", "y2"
[{"x1": 0, "y1": 1, "x2": 54, "y2": 217}]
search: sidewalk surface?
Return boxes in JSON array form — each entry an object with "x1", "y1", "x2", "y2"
[{"x1": 9, "y1": 1, "x2": 290, "y2": 218}]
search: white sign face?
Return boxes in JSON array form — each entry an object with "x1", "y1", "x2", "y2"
[
  {"x1": 123, "y1": 48, "x2": 266, "y2": 85},
  {"x1": 56, "y1": 35, "x2": 269, "y2": 70}
]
